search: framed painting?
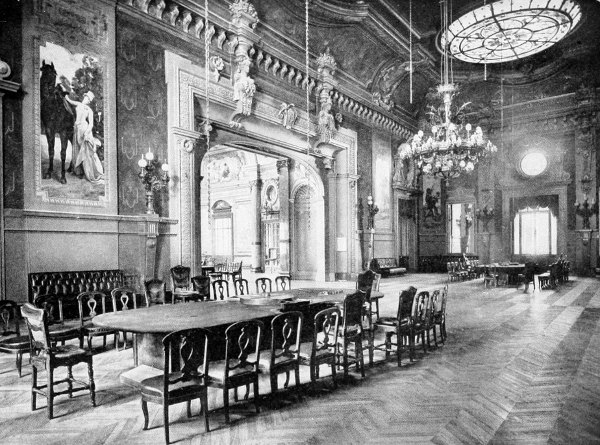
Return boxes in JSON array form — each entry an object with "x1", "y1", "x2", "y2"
[{"x1": 24, "y1": 0, "x2": 116, "y2": 212}]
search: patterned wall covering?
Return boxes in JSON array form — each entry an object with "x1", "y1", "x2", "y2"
[
  {"x1": 1, "y1": 1, "x2": 23, "y2": 209},
  {"x1": 116, "y1": 15, "x2": 168, "y2": 216}
]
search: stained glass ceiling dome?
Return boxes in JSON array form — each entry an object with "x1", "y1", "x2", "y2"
[{"x1": 441, "y1": 0, "x2": 582, "y2": 64}]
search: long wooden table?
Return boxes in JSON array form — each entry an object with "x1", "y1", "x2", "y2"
[{"x1": 93, "y1": 287, "x2": 384, "y2": 384}]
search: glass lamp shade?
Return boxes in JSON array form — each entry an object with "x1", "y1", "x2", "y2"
[
  {"x1": 161, "y1": 163, "x2": 170, "y2": 172},
  {"x1": 138, "y1": 158, "x2": 148, "y2": 168},
  {"x1": 145, "y1": 151, "x2": 155, "y2": 161}
]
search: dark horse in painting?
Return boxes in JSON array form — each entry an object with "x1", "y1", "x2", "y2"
[{"x1": 40, "y1": 60, "x2": 74, "y2": 184}]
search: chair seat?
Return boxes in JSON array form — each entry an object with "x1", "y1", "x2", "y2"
[
  {"x1": 258, "y1": 351, "x2": 297, "y2": 372},
  {"x1": 298, "y1": 342, "x2": 335, "y2": 361},
  {"x1": 376, "y1": 316, "x2": 410, "y2": 326},
  {"x1": 207, "y1": 360, "x2": 257, "y2": 382},
  {"x1": 0, "y1": 334, "x2": 30, "y2": 350},
  {"x1": 83, "y1": 322, "x2": 115, "y2": 335},
  {"x1": 31, "y1": 344, "x2": 92, "y2": 365},
  {"x1": 48, "y1": 321, "x2": 81, "y2": 339},
  {"x1": 140, "y1": 373, "x2": 207, "y2": 398}
]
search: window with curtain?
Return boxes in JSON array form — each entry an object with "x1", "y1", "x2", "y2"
[{"x1": 513, "y1": 207, "x2": 557, "y2": 255}]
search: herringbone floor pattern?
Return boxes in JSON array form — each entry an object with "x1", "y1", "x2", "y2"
[{"x1": 2, "y1": 274, "x2": 600, "y2": 444}]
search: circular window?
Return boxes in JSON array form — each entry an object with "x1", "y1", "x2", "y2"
[{"x1": 520, "y1": 152, "x2": 547, "y2": 177}]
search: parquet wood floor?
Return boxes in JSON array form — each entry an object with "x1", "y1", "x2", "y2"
[{"x1": 2, "y1": 274, "x2": 599, "y2": 444}]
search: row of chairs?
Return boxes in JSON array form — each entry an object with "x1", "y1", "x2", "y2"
[
  {"x1": 447, "y1": 260, "x2": 480, "y2": 282},
  {"x1": 373, "y1": 285, "x2": 448, "y2": 367}
]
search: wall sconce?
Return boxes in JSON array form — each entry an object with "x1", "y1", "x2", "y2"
[
  {"x1": 575, "y1": 196, "x2": 598, "y2": 230},
  {"x1": 366, "y1": 195, "x2": 379, "y2": 230},
  {"x1": 138, "y1": 148, "x2": 169, "y2": 215},
  {"x1": 475, "y1": 205, "x2": 495, "y2": 232}
]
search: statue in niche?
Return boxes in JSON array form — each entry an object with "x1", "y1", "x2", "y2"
[
  {"x1": 230, "y1": 57, "x2": 255, "y2": 127},
  {"x1": 277, "y1": 102, "x2": 297, "y2": 129}
]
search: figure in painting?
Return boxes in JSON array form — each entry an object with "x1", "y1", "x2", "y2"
[
  {"x1": 424, "y1": 187, "x2": 441, "y2": 219},
  {"x1": 63, "y1": 90, "x2": 104, "y2": 184},
  {"x1": 393, "y1": 142, "x2": 416, "y2": 188},
  {"x1": 40, "y1": 61, "x2": 75, "y2": 184}
]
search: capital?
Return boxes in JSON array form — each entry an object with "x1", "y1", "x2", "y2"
[
  {"x1": 276, "y1": 159, "x2": 289, "y2": 172},
  {"x1": 229, "y1": 0, "x2": 259, "y2": 30}
]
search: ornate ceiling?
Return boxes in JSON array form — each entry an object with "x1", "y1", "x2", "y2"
[{"x1": 253, "y1": 0, "x2": 600, "y2": 118}]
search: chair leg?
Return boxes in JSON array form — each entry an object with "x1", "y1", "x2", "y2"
[
  {"x1": 31, "y1": 365, "x2": 37, "y2": 411},
  {"x1": 67, "y1": 365, "x2": 73, "y2": 398},
  {"x1": 200, "y1": 389, "x2": 210, "y2": 433},
  {"x1": 141, "y1": 399, "x2": 149, "y2": 430},
  {"x1": 223, "y1": 389, "x2": 230, "y2": 423},
  {"x1": 186, "y1": 400, "x2": 192, "y2": 418},
  {"x1": 16, "y1": 352, "x2": 23, "y2": 377},
  {"x1": 343, "y1": 341, "x2": 349, "y2": 378},
  {"x1": 396, "y1": 331, "x2": 402, "y2": 367},
  {"x1": 270, "y1": 373, "x2": 278, "y2": 395},
  {"x1": 330, "y1": 361, "x2": 337, "y2": 389},
  {"x1": 163, "y1": 404, "x2": 170, "y2": 445},
  {"x1": 357, "y1": 340, "x2": 365, "y2": 378},
  {"x1": 47, "y1": 367, "x2": 54, "y2": 420},
  {"x1": 309, "y1": 362, "x2": 316, "y2": 383},
  {"x1": 254, "y1": 379, "x2": 260, "y2": 414},
  {"x1": 88, "y1": 360, "x2": 96, "y2": 407}
]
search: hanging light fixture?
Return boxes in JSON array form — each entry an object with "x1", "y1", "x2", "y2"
[{"x1": 409, "y1": 0, "x2": 497, "y2": 184}]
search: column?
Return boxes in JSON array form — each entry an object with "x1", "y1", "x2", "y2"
[
  {"x1": 249, "y1": 179, "x2": 262, "y2": 272},
  {"x1": 277, "y1": 159, "x2": 291, "y2": 275}
]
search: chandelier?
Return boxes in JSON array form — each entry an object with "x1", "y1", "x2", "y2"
[{"x1": 408, "y1": 0, "x2": 497, "y2": 184}]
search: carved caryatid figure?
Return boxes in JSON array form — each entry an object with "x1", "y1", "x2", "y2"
[
  {"x1": 233, "y1": 57, "x2": 255, "y2": 117},
  {"x1": 318, "y1": 100, "x2": 336, "y2": 142}
]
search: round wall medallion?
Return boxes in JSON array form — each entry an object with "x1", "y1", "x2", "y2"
[
  {"x1": 519, "y1": 151, "x2": 547, "y2": 177},
  {"x1": 442, "y1": 0, "x2": 582, "y2": 64}
]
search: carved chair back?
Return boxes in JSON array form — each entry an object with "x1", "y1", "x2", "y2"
[
  {"x1": 212, "y1": 279, "x2": 230, "y2": 300},
  {"x1": 269, "y1": 311, "x2": 302, "y2": 366},
  {"x1": 255, "y1": 277, "x2": 272, "y2": 294},
  {"x1": 233, "y1": 278, "x2": 249, "y2": 296},
  {"x1": 224, "y1": 320, "x2": 264, "y2": 379},
  {"x1": 111, "y1": 287, "x2": 138, "y2": 311},
  {"x1": 77, "y1": 291, "x2": 109, "y2": 326},
  {"x1": 275, "y1": 275, "x2": 291, "y2": 291}
]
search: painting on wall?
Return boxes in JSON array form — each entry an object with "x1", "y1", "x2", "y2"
[
  {"x1": 372, "y1": 134, "x2": 392, "y2": 230},
  {"x1": 422, "y1": 175, "x2": 443, "y2": 229},
  {"x1": 38, "y1": 41, "x2": 106, "y2": 203}
]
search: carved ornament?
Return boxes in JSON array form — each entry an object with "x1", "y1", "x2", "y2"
[
  {"x1": 209, "y1": 56, "x2": 225, "y2": 81},
  {"x1": 277, "y1": 103, "x2": 298, "y2": 130},
  {"x1": 0, "y1": 58, "x2": 11, "y2": 79},
  {"x1": 229, "y1": 0, "x2": 259, "y2": 29},
  {"x1": 316, "y1": 47, "x2": 337, "y2": 74}
]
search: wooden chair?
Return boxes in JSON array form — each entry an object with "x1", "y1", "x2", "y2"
[
  {"x1": 374, "y1": 286, "x2": 417, "y2": 367},
  {"x1": 110, "y1": 287, "x2": 138, "y2": 356},
  {"x1": 425, "y1": 289, "x2": 440, "y2": 348},
  {"x1": 0, "y1": 300, "x2": 30, "y2": 377},
  {"x1": 170, "y1": 265, "x2": 191, "y2": 291},
  {"x1": 211, "y1": 279, "x2": 230, "y2": 300},
  {"x1": 255, "y1": 277, "x2": 273, "y2": 294},
  {"x1": 432, "y1": 284, "x2": 448, "y2": 344},
  {"x1": 206, "y1": 320, "x2": 264, "y2": 423},
  {"x1": 223, "y1": 261, "x2": 243, "y2": 282},
  {"x1": 21, "y1": 303, "x2": 96, "y2": 419},
  {"x1": 140, "y1": 328, "x2": 211, "y2": 444},
  {"x1": 144, "y1": 279, "x2": 168, "y2": 306},
  {"x1": 337, "y1": 291, "x2": 366, "y2": 379},
  {"x1": 275, "y1": 275, "x2": 292, "y2": 291},
  {"x1": 191, "y1": 275, "x2": 211, "y2": 301},
  {"x1": 411, "y1": 291, "x2": 429, "y2": 354},
  {"x1": 258, "y1": 311, "x2": 302, "y2": 395},
  {"x1": 483, "y1": 266, "x2": 499, "y2": 288},
  {"x1": 77, "y1": 291, "x2": 119, "y2": 351},
  {"x1": 232, "y1": 278, "x2": 250, "y2": 296},
  {"x1": 299, "y1": 307, "x2": 340, "y2": 387},
  {"x1": 34, "y1": 294, "x2": 82, "y2": 346}
]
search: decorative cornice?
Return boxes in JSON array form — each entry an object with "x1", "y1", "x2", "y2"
[
  {"x1": 229, "y1": 0, "x2": 258, "y2": 29},
  {"x1": 119, "y1": 0, "x2": 415, "y2": 137}
]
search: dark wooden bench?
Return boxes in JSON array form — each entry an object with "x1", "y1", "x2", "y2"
[{"x1": 369, "y1": 258, "x2": 407, "y2": 277}]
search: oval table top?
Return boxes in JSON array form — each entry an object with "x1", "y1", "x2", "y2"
[{"x1": 93, "y1": 300, "x2": 277, "y2": 334}]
